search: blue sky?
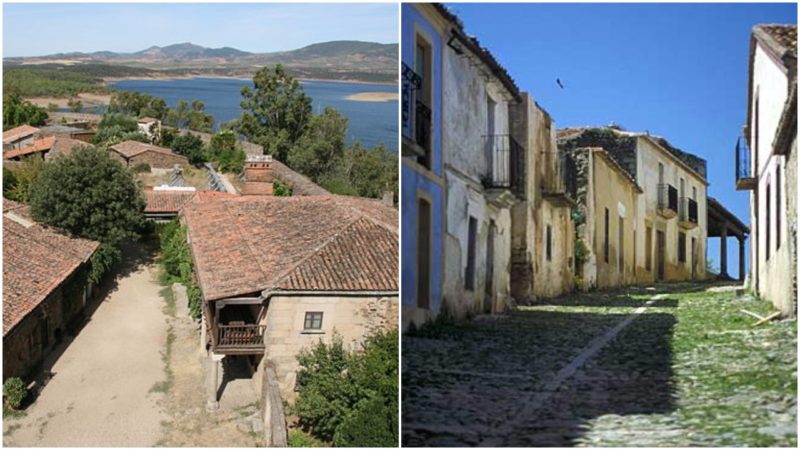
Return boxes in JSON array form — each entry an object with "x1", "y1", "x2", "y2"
[
  {"x1": 3, "y1": 3, "x2": 398, "y2": 57},
  {"x1": 445, "y1": 2, "x2": 797, "y2": 278}
]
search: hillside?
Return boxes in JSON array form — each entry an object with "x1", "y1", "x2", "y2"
[{"x1": 3, "y1": 40, "x2": 398, "y2": 84}]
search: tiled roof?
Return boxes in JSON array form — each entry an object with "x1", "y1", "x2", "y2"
[
  {"x1": 143, "y1": 189, "x2": 198, "y2": 213},
  {"x1": 3, "y1": 200, "x2": 99, "y2": 336},
  {"x1": 110, "y1": 141, "x2": 179, "y2": 158},
  {"x1": 3, "y1": 125, "x2": 40, "y2": 144},
  {"x1": 183, "y1": 195, "x2": 398, "y2": 301},
  {"x1": 3, "y1": 136, "x2": 88, "y2": 160},
  {"x1": 757, "y1": 24, "x2": 797, "y2": 59},
  {"x1": 4, "y1": 136, "x2": 56, "y2": 159}
]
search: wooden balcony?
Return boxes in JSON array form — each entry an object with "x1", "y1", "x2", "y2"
[{"x1": 214, "y1": 324, "x2": 266, "y2": 355}]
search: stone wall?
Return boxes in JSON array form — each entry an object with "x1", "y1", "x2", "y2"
[
  {"x1": 128, "y1": 150, "x2": 188, "y2": 169},
  {"x1": 261, "y1": 294, "x2": 398, "y2": 401}
]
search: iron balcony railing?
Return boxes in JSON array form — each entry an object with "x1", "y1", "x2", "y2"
[
  {"x1": 735, "y1": 136, "x2": 752, "y2": 181},
  {"x1": 483, "y1": 134, "x2": 525, "y2": 198},
  {"x1": 679, "y1": 197, "x2": 698, "y2": 224},
  {"x1": 217, "y1": 324, "x2": 266, "y2": 349},
  {"x1": 402, "y1": 62, "x2": 431, "y2": 162},
  {"x1": 658, "y1": 183, "x2": 679, "y2": 213}
]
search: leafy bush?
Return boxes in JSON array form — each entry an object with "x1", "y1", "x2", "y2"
[
  {"x1": 133, "y1": 162, "x2": 152, "y2": 173},
  {"x1": 170, "y1": 133, "x2": 206, "y2": 165},
  {"x1": 274, "y1": 180, "x2": 292, "y2": 197},
  {"x1": 206, "y1": 130, "x2": 245, "y2": 173},
  {"x1": 3, "y1": 93, "x2": 47, "y2": 129},
  {"x1": 288, "y1": 429, "x2": 327, "y2": 447},
  {"x1": 158, "y1": 220, "x2": 202, "y2": 320},
  {"x1": 3, "y1": 378, "x2": 27, "y2": 410},
  {"x1": 4, "y1": 156, "x2": 45, "y2": 202},
  {"x1": 292, "y1": 330, "x2": 398, "y2": 447}
]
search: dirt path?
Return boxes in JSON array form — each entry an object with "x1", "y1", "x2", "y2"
[{"x1": 3, "y1": 248, "x2": 169, "y2": 447}]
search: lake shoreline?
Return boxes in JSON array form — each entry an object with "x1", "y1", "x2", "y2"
[{"x1": 102, "y1": 75, "x2": 397, "y2": 87}]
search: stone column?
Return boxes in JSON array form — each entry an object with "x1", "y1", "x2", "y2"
[
  {"x1": 206, "y1": 353, "x2": 224, "y2": 411},
  {"x1": 739, "y1": 236, "x2": 746, "y2": 282},
  {"x1": 720, "y1": 223, "x2": 728, "y2": 278},
  {"x1": 199, "y1": 310, "x2": 207, "y2": 357}
]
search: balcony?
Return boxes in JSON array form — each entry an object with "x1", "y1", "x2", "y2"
[
  {"x1": 657, "y1": 183, "x2": 678, "y2": 218},
  {"x1": 678, "y1": 197, "x2": 698, "y2": 229},
  {"x1": 482, "y1": 134, "x2": 525, "y2": 201},
  {"x1": 215, "y1": 324, "x2": 266, "y2": 355},
  {"x1": 401, "y1": 63, "x2": 431, "y2": 167},
  {"x1": 542, "y1": 152, "x2": 578, "y2": 207},
  {"x1": 735, "y1": 136, "x2": 756, "y2": 190}
]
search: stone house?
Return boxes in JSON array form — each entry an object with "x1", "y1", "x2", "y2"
[
  {"x1": 3, "y1": 136, "x2": 89, "y2": 161},
  {"x1": 400, "y1": 3, "x2": 446, "y2": 329},
  {"x1": 181, "y1": 195, "x2": 398, "y2": 405},
  {"x1": 509, "y1": 93, "x2": 575, "y2": 301},
  {"x1": 438, "y1": 5, "x2": 525, "y2": 317},
  {"x1": 736, "y1": 24, "x2": 797, "y2": 317},
  {"x1": 3, "y1": 200, "x2": 99, "y2": 381},
  {"x1": 109, "y1": 140, "x2": 188, "y2": 169},
  {"x1": 3, "y1": 125, "x2": 39, "y2": 151},
  {"x1": 559, "y1": 126, "x2": 708, "y2": 284},
  {"x1": 570, "y1": 147, "x2": 643, "y2": 289},
  {"x1": 37, "y1": 125, "x2": 94, "y2": 143}
]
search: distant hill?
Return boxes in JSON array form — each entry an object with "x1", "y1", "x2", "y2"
[{"x1": 3, "y1": 40, "x2": 398, "y2": 84}]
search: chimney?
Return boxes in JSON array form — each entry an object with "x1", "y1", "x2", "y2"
[
  {"x1": 382, "y1": 191, "x2": 394, "y2": 207},
  {"x1": 242, "y1": 154, "x2": 274, "y2": 195}
]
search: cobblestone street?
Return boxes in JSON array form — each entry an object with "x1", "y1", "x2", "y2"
[{"x1": 402, "y1": 283, "x2": 797, "y2": 447}]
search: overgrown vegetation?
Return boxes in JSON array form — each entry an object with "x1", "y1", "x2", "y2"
[
  {"x1": 288, "y1": 429, "x2": 327, "y2": 447},
  {"x1": 3, "y1": 93, "x2": 48, "y2": 129},
  {"x1": 274, "y1": 180, "x2": 292, "y2": 197},
  {"x1": 291, "y1": 330, "x2": 398, "y2": 447},
  {"x1": 3, "y1": 378, "x2": 27, "y2": 413},
  {"x1": 157, "y1": 221, "x2": 202, "y2": 320},
  {"x1": 3, "y1": 156, "x2": 45, "y2": 202},
  {"x1": 3, "y1": 66, "x2": 112, "y2": 98}
]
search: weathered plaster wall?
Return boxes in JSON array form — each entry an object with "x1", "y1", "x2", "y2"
[
  {"x1": 635, "y1": 138, "x2": 707, "y2": 282},
  {"x1": 752, "y1": 44, "x2": 790, "y2": 173},
  {"x1": 261, "y1": 295, "x2": 398, "y2": 401},
  {"x1": 441, "y1": 32, "x2": 514, "y2": 316},
  {"x1": 589, "y1": 151, "x2": 639, "y2": 289},
  {"x1": 400, "y1": 3, "x2": 446, "y2": 330}
]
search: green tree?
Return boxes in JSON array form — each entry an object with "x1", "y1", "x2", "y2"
[
  {"x1": 108, "y1": 91, "x2": 167, "y2": 119},
  {"x1": 93, "y1": 113, "x2": 139, "y2": 146},
  {"x1": 345, "y1": 143, "x2": 396, "y2": 200},
  {"x1": 287, "y1": 107, "x2": 347, "y2": 181},
  {"x1": 3, "y1": 167, "x2": 18, "y2": 199},
  {"x1": 238, "y1": 65, "x2": 312, "y2": 162},
  {"x1": 67, "y1": 97, "x2": 83, "y2": 113},
  {"x1": 28, "y1": 146, "x2": 146, "y2": 246},
  {"x1": 206, "y1": 130, "x2": 245, "y2": 172},
  {"x1": 164, "y1": 99, "x2": 214, "y2": 132},
  {"x1": 5, "y1": 156, "x2": 45, "y2": 202},
  {"x1": 170, "y1": 133, "x2": 206, "y2": 164},
  {"x1": 3, "y1": 93, "x2": 47, "y2": 129}
]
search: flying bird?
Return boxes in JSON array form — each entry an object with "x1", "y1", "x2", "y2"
[{"x1": 556, "y1": 78, "x2": 565, "y2": 89}]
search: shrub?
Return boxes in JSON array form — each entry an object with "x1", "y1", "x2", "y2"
[
  {"x1": 133, "y1": 162, "x2": 151, "y2": 173},
  {"x1": 288, "y1": 429, "x2": 327, "y2": 447},
  {"x1": 3, "y1": 378, "x2": 27, "y2": 410},
  {"x1": 292, "y1": 330, "x2": 398, "y2": 446},
  {"x1": 170, "y1": 133, "x2": 205, "y2": 165},
  {"x1": 274, "y1": 180, "x2": 292, "y2": 197},
  {"x1": 333, "y1": 395, "x2": 395, "y2": 447},
  {"x1": 158, "y1": 220, "x2": 202, "y2": 320}
]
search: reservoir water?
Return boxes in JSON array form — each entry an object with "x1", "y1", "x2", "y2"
[{"x1": 111, "y1": 77, "x2": 398, "y2": 151}]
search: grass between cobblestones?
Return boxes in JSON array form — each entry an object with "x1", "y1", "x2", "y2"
[{"x1": 402, "y1": 283, "x2": 796, "y2": 447}]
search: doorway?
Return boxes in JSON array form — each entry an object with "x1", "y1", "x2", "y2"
[
  {"x1": 656, "y1": 230, "x2": 666, "y2": 281},
  {"x1": 484, "y1": 221, "x2": 495, "y2": 314}
]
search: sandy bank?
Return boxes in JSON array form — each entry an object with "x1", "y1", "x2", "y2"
[
  {"x1": 345, "y1": 92, "x2": 399, "y2": 102},
  {"x1": 26, "y1": 92, "x2": 112, "y2": 108}
]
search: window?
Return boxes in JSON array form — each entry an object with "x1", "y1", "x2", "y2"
[
  {"x1": 618, "y1": 217, "x2": 624, "y2": 270},
  {"x1": 777, "y1": 163, "x2": 781, "y2": 250},
  {"x1": 766, "y1": 182, "x2": 771, "y2": 260},
  {"x1": 604, "y1": 208, "x2": 610, "y2": 263},
  {"x1": 414, "y1": 35, "x2": 432, "y2": 168},
  {"x1": 465, "y1": 216, "x2": 477, "y2": 290},
  {"x1": 645, "y1": 226, "x2": 653, "y2": 271},
  {"x1": 678, "y1": 232, "x2": 686, "y2": 263},
  {"x1": 304, "y1": 312, "x2": 323, "y2": 330},
  {"x1": 546, "y1": 225, "x2": 552, "y2": 261},
  {"x1": 417, "y1": 197, "x2": 431, "y2": 309}
]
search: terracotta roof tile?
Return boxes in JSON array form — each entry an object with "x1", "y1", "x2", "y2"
[
  {"x1": 3, "y1": 125, "x2": 40, "y2": 145},
  {"x1": 110, "y1": 140, "x2": 181, "y2": 159},
  {"x1": 3, "y1": 200, "x2": 99, "y2": 336},
  {"x1": 758, "y1": 24, "x2": 797, "y2": 58},
  {"x1": 143, "y1": 189, "x2": 198, "y2": 213},
  {"x1": 183, "y1": 195, "x2": 398, "y2": 301}
]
